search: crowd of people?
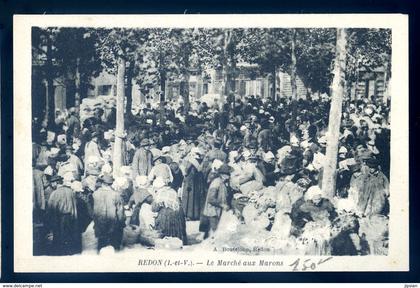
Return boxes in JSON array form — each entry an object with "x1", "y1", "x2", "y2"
[{"x1": 32, "y1": 92, "x2": 391, "y2": 256}]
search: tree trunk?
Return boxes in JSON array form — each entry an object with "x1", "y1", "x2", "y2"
[
  {"x1": 221, "y1": 29, "x2": 235, "y2": 107},
  {"x1": 221, "y1": 68, "x2": 227, "y2": 108},
  {"x1": 290, "y1": 29, "x2": 297, "y2": 100},
  {"x1": 270, "y1": 66, "x2": 276, "y2": 101},
  {"x1": 113, "y1": 56, "x2": 126, "y2": 177},
  {"x1": 74, "y1": 57, "x2": 81, "y2": 108},
  {"x1": 125, "y1": 63, "x2": 133, "y2": 117},
  {"x1": 227, "y1": 56, "x2": 236, "y2": 96},
  {"x1": 276, "y1": 70, "x2": 281, "y2": 102},
  {"x1": 159, "y1": 69, "x2": 166, "y2": 124},
  {"x1": 321, "y1": 28, "x2": 348, "y2": 199},
  {"x1": 45, "y1": 32, "x2": 55, "y2": 128},
  {"x1": 181, "y1": 72, "x2": 190, "y2": 114}
]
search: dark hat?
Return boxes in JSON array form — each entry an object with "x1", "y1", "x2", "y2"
[
  {"x1": 99, "y1": 173, "x2": 114, "y2": 185},
  {"x1": 214, "y1": 138, "x2": 223, "y2": 145},
  {"x1": 365, "y1": 157, "x2": 379, "y2": 168},
  {"x1": 218, "y1": 164, "x2": 233, "y2": 175},
  {"x1": 140, "y1": 139, "x2": 150, "y2": 147},
  {"x1": 279, "y1": 153, "x2": 302, "y2": 175},
  {"x1": 248, "y1": 154, "x2": 259, "y2": 161},
  {"x1": 86, "y1": 166, "x2": 101, "y2": 176},
  {"x1": 49, "y1": 175, "x2": 63, "y2": 183},
  {"x1": 148, "y1": 139, "x2": 156, "y2": 145},
  {"x1": 358, "y1": 150, "x2": 373, "y2": 161},
  {"x1": 342, "y1": 119, "x2": 354, "y2": 128},
  {"x1": 296, "y1": 176, "x2": 312, "y2": 189},
  {"x1": 247, "y1": 138, "x2": 258, "y2": 149},
  {"x1": 64, "y1": 144, "x2": 73, "y2": 152},
  {"x1": 153, "y1": 154, "x2": 165, "y2": 163}
]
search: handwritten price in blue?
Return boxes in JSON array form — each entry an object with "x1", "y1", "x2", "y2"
[{"x1": 289, "y1": 257, "x2": 333, "y2": 271}]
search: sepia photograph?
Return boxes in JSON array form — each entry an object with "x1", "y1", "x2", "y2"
[{"x1": 13, "y1": 14, "x2": 409, "y2": 272}]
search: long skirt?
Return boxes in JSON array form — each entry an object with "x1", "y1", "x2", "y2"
[
  {"x1": 50, "y1": 213, "x2": 82, "y2": 256},
  {"x1": 155, "y1": 207, "x2": 187, "y2": 245},
  {"x1": 182, "y1": 171, "x2": 206, "y2": 220}
]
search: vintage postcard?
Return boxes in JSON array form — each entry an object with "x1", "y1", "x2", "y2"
[{"x1": 13, "y1": 14, "x2": 408, "y2": 272}]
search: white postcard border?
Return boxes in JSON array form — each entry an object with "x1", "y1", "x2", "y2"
[{"x1": 13, "y1": 14, "x2": 409, "y2": 272}]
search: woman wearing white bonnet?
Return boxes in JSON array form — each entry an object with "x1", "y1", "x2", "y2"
[
  {"x1": 211, "y1": 159, "x2": 224, "y2": 171},
  {"x1": 190, "y1": 147, "x2": 203, "y2": 158},
  {"x1": 258, "y1": 151, "x2": 277, "y2": 186},
  {"x1": 276, "y1": 145, "x2": 291, "y2": 165},
  {"x1": 153, "y1": 177, "x2": 166, "y2": 190},
  {"x1": 263, "y1": 151, "x2": 275, "y2": 163},
  {"x1": 242, "y1": 149, "x2": 252, "y2": 161},
  {"x1": 136, "y1": 175, "x2": 149, "y2": 188},
  {"x1": 152, "y1": 176, "x2": 187, "y2": 244},
  {"x1": 71, "y1": 181, "x2": 84, "y2": 192},
  {"x1": 112, "y1": 176, "x2": 129, "y2": 191},
  {"x1": 228, "y1": 150, "x2": 239, "y2": 164},
  {"x1": 127, "y1": 175, "x2": 152, "y2": 226},
  {"x1": 101, "y1": 162, "x2": 113, "y2": 176},
  {"x1": 290, "y1": 185, "x2": 337, "y2": 239},
  {"x1": 304, "y1": 185, "x2": 323, "y2": 203}
]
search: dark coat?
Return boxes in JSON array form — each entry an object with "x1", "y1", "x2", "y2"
[
  {"x1": 92, "y1": 185, "x2": 125, "y2": 249},
  {"x1": 170, "y1": 165, "x2": 184, "y2": 192},
  {"x1": 46, "y1": 185, "x2": 81, "y2": 255},
  {"x1": 131, "y1": 147, "x2": 153, "y2": 177},
  {"x1": 75, "y1": 190, "x2": 94, "y2": 233},
  {"x1": 257, "y1": 161, "x2": 278, "y2": 186},
  {"x1": 182, "y1": 161, "x2": 206, "y2": 220}
]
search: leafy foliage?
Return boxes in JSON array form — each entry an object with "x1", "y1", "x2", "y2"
[
  {"x1": 32, "y1": 27, "x2": 392, "y2": 105},
  {"x1": 295, "y1": 28, "x2": 336, "y2": 94},
  {"x1": 346, "y1": 28, "x2": 392, "y2": 82}
]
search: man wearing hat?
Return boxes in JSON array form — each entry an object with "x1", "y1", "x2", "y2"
[
  {"x1": 131, "y1": 138, "x2": 153, "y2": 177},
  {"x1": 93, "y1": 173, "x2": 126, "y2": 252},
  {"x1": 46, "y1": 173, "x2": 81, "y2": 255},
  {"x1": 202, "y1": 164, "x2": 233, "y2": 238},
  {"x1": 66, "y1": 107, "x2": 81, "y2": 141},
  {"x1": 349, "y1": 153, "x2": 389, "y2": 217},
  {"x1": 202, "y1": 138, "x2": 227, "y2": 179},
  {"x1": 246, "y1": 137, "x2": 259, "y2": 156},
  {"x1": 257, "y1": 121, "x2": 272, "y2": 152}
]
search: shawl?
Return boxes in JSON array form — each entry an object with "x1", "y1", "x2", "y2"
[
  {"x1": 154, "y1": 186, "x2": 180, "y2": 211},
  {"x1": 47, "y1": 185, "x2": 78, "y2": 218},
  {"x1": 187, "y1": 155, "x2": 202, "y2": 172}
]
